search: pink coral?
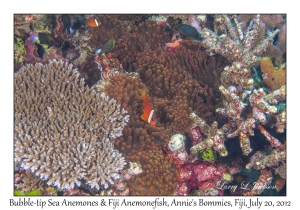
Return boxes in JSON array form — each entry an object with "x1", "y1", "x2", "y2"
[
  {"x1": 177, "y1": 182, "x2": 190, "y2": 196},
  {"x1": 166, "y1": 148, "x2": 189, "y2": 166},
  {"x1": 24, "y1": 42, "x2": 42, "y2": 63},
  {"x1": 176, "y1": 161, "x2": 230, "y2": 195},
  {"x1": 190, "y1": 126, "x2": 207, "y2": 146},
  {"x1": 193, "y1": 162, "x2": 227, "y2": 183}
]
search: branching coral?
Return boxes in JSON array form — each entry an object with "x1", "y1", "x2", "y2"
[
  {"x1": 226, "y1": 118, "x2": 255, "y2": 156},
  {"x1": 264, "y1": 23, "x2": 286, "y2": 65},
  {"x1": 250, "y1": 86, "x2": 286, "y2": 133},
  {"x1": 189, "y1": 113, "x2": 227, "y2": 157},
  {"x1": 246, "y1": 125, "x2": 286, "y2": 170},
  {"x1": 217, "y1": 85, "x2": 247, "y2": 120},
  {"x1": 246, "y1": 149, "x2": 286, "y2": 170},
  {"x1": 14, "y1": 60, "x2": 129, "y2": 190},
  {"x1": 200, "y1": 15, "x2": 281, "y2": 90},
  {"x1": 217, "y1": 84, "x2": 285, "y2": 156},
  {"x1": 199, "y1": 15, "x2": 286, "y2": 160},
  {"x1": 201, "y1": 15, "x2": 279, "y2": 67},
  {"x1": 237, "y1": 14, "x2": 286, "y2": 65}
]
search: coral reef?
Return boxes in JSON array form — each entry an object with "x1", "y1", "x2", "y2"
[
  {"x1": 176, "y1": 161, "x2": 231, "y2": 196},
  {"x1": 15, "y1": 169, "x2": 45, "y2": 193},
  {"x1": 243, "y1": 169, "x2": 273, "y2": 196},
  {"x1": 168, "y1": 134, "x2": 186, "y2": 152},
  {"x1": 237, "y1": 14, "x2": 286, "y2": 65},
  {"x1": 14, "y1": 14, "x2": 286, "y2": 196},
  {"x1": 14, "y1": 60, "x2": 129, "y2": 190},
  {"x1": 94, "y1": 53, "x2": 124, "y2": 81},
  {"x1": 198, "y1": 14, "x2": 286, "y2": 163},
  {"x1": 104, "y1": 74, "x2": 168, "y2": 154},
  {"x1": 246, "y1": 125, "x2": 286, "y2": 171},
  {"x1": 126, "y1": 147, "x2": 178, "y2": 195},
  {"x1": 200, "y1": 15, "x2": 279, "y2": 68},
  {"x1": 189, "y1": 113, "x2": 228, "y2": 157},
  {"x1": 76, "y1": 54, "x2": 101, "y2": 87}
]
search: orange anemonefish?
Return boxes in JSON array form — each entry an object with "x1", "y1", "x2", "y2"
[
  {"x1": 140, "y1": 90, "x2": 156, "y2": 125},
  {"x1": 86, "y1": 18, "x2": 100, "y2": 27}
]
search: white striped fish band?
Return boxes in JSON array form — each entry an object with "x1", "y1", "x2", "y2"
[{"x1": 148, "y1": 110, "x2": 154, "y2": 123}]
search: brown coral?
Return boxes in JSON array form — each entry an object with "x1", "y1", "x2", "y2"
[
  {"x1": 14, "y1": 60, "x2": 129, "y2": 190},
  {"x1": 104, "y1": 74, "x2": 169, "y2": 155},
  {"x1": 90, "y1": 15, "x2": 129, "y2": 52},
  {"x1": 115, "y1": 19, "x2": 169, "y2": 72},
  {"x1": 88, "y1": 17, "x2": 225, "y2": 131},
  {"x1": 260, "y1": 56, "x2": 286, "y2": 90},
  {"x1": 77, "y1": 54, "x2": 101, "y2": 87},
  {"x1": 126, "y1": 147, "x2": 178, "y2": 195},
  {"x1": 103, "y1": 39, "x2": 230, "y2": 194},
  {"x1": 132, "y1": 46, "x2": 228, "y2": 127}
]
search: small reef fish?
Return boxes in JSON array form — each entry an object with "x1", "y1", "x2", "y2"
[
  {"x1": 140, "y1": 90, "x2": 156, "y2": 125},
  {"x1": 36, "y1": 43, "x2": 45, "y2": 58},
  {"x1": 72, "y1": 14, "x2": 85, "y2": 30},
  {"x1": 86, "y1": 18, "x2": 100, "y2": 27},
  {"x1": 176, "y1": 24, "x2": 199, "y2": 40},
  {"x1": 38, "y1": 33, "x2": 56, "y2": 47},
  {"x1": 30, "y1": 33, "x2": 56, "y2": 49},
  {"x1": 94, "y1": 38, "x2": 116, "y2": 55},
  {"x1": 252, "y1": 67, "x2": 262, "y2": 88},
  {"x1": 31, "y1": 34, "x2": 39, "y2": 43},
  {"x1": 62, "y1": 14, "x2": 74, "y2": 34}
]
